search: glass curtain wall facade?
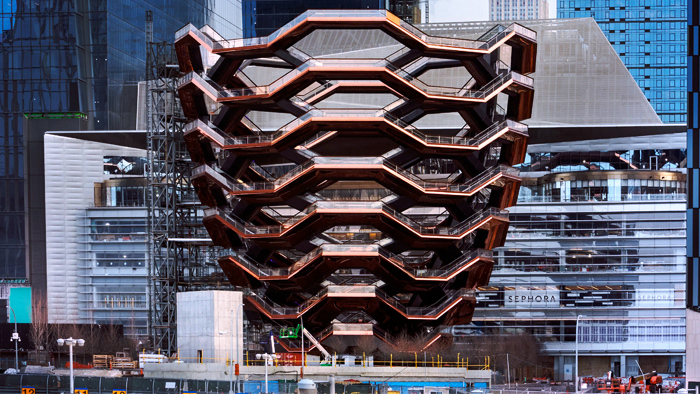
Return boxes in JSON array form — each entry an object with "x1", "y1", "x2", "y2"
[
  {"x1": 242, "y1": 0, "x2": 386, "y2": 37},
  {"x1": 93, "y1": 1, "x2": 241, "y2": 128},
  {"x1": 0, "y1": 0, "x2": 241, "y2": 286},
  {"x1": 687, "y1": 0, "x2": 700, "y2": 311},
  {"x1": 241, "y1": 0, "x2": 424, "y2": 38},
  {"x1": 477, "y1": 143, "x2": 687, "y2": 379},
  {"x1": 685, "y1": 0, "x2": 700, "y2": 388},
  {"x1": 558, "y1": 0, "x2": 688, "y2": 124},
  {"x1": 417, "y1": 17, "x2": 684, "y2": 380},
  {"x1": 79, "y1": 208, "x2": 148, "y2": 336}
]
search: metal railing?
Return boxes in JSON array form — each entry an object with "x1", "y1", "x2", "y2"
[
  {"x1": 219, "y1": 109, "x2": 527, "y2": 151},
  {"x1": 197, "y1": 158, "x2": 518, "y2": 197},
  {"x1": 517, "y1": 193, "x2": 687, "y2": 203},
  {"x1": 175, "y1": 23, "x2": 215, "y2": 49},
  {"x1": 244, "y1": 284, "x2": 475, "y2": 318},
  {"x1": 226, "y1": 244, "x2": 492, "y2": 280},
  {"x1": 176, "y1": 9, "x2": 535, "y2": 51},
  {"x1": 178, "y1": 60, "x2": 533, "y2": 102},
  {"x1": 205, "y1": 197, "x2": 507, "y2": 237}
]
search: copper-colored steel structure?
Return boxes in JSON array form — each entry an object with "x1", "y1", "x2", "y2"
[{"x1": 175, "y1": 10, "x2": 536, "y2": 344}]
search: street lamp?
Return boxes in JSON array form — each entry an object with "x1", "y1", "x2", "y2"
[
  {"x1": 256, "y1": 353, "x2": 278, "y2": 394},
  {"x1": 8, "y1": 306, "x2": 20, "y2": 371},
  {"x1": 57, "y1": 337, "x2": 85, "y2": 394},
  {"x1": 300, "y1": 315, "x2": 305, "y2": 370},
  {"x1": 219, "y1": 303, "x2": 244, "y2": 394},
  {"x1": 575, "y1": 315, "x2": 584, "y2": 394}
]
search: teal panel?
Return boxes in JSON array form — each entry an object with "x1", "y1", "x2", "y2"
[{"x1": 9, "y1": 288, "x2": 32, "y2": 323}]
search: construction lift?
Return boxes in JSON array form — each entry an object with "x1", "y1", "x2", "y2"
[{"x1": 280, "y1": 325, "x2": 332, "y2": 366}]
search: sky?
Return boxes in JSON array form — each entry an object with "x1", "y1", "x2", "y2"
[{"x1": 429, "y1": 0, "x2": 558, "y2": 23}]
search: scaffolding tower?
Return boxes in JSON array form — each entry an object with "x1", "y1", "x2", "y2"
[{"x1": 146, "y1": 12, "x2": 230, "y2": 354}]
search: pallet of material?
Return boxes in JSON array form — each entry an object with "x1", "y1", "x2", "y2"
[
  {"x1": 93, "y1": 355, "x2": 113, "y2": 369},
  {"x1": 121, "y1": 368, "x2": 143, "y2": 376},
  {"x1": 111, "y1": 360, "x2": 138, "y2": 369}
]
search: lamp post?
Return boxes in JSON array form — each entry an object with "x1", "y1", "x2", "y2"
[
  {"x1": 256, "y1": 353, "x2": 278, "y2": 394},
  {"x1": 57, "y1": 337, "x2": 85, "y2": 394},
  {"x1": 235, "y1": 303, "x2": 244, "y2": 393},
  {"x1": 219, "y1": 303, "x2": 244, "y2": 394},
  {"x1": 575, "y1": 315, "x2": 584, "y2": 394},
  {"x1": 8, "y1": 306, "x2": 20, "y2": 371}
]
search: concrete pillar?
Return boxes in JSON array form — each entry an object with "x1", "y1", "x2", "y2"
[
  {"x1": 176, "y1": 290, "x2": 244, "y2": 363},
  {"x1": 554, "y1": 356, "x2": 562, "y2": 382},
  {"x1": 683, "y1": 354, "x2": 687, "y2": 376},
  {"x1": 620, "y1": 355, "x2": 626, "y2": 378},
  {"x1": 626, "y1": 355, "x2": 639, "y2": 377}
]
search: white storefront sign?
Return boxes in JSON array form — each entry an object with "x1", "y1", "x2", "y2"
[
  {"x1": 635, "y1": 288, "x2": 674, "y2": 307},
  {"x1": 505, "y1": 288, "x2": 559, "y2": 308}
]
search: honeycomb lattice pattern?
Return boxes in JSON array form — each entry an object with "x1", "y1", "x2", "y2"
[{"x1": 175, "y1": 9, "x2": 536, "y2": 344}]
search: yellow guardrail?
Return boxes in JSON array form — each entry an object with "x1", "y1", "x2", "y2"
[{"x1": 164, "y1": 351, "x2": 490, "y2": 370}]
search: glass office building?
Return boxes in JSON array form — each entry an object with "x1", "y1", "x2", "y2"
[
  {"x1": 0, "y1": 1, "x2": 241, "y2": 294},
  {"x1": 479, "y1": 141, "x2": 686, "y2": 380},
  {"x1": 241, "y1": 0, "x2": 423, "y2": 38},
  {"x1": 45, "y1": 131, "x2": 149, "y2": 332},
  {"x1": 558, "y1": 0, "x2": 688, "y2": 124},
  {"x1": 420, "y1": 18, "x2": 686, "y2": 379},
  {"x1": 685, "y1": 0, "x2": 700, "y2": 388},
  {"x1": 80, "y1": 208, "x2": 148, "y2": 336}
]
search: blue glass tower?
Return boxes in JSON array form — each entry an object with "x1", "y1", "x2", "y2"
[
  {"x1": 0, "y1": 1, "x2": 240, "y2": 293},
  {"x1": 686, "y1": 0, "x2": 700, "y2": 388},
  {"x1": 686, "y1": 0, "x2": 699, "y2": 308},
  {"x1": 242, "y1": 0, "x2": 421, "y2": 38},
  {"x1": 558, "y1": 0, "x2": 688, "y2": 124}
]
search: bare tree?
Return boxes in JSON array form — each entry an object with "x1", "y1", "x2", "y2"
[
  {"x1": 354, "y1": 335, "x2": 378, "y2": 356},
  {"x1": 376, "y1": 329, "x2": 444, "y2": 361},
  {"x1": 81, "y1": 324, "x2": 103, "y2": 358},
  {"x1": 504, "y1": 333, "x2": 542, "y2": 380},
  {"x1": 102, "y1": 324, "x2": 125, "y2": 355},
  {"x1": 451, "y1": 332, "x2": 542, "y2": 380},
  {"x1": 47, "y1": 321, "x2": 62, "y2": 354},
  {"x1": 29, "y1": 296, "x2": 49, "y2": 351},
  {"x1": 323, "y1": 335, "x2": 351, "y2": 355}
]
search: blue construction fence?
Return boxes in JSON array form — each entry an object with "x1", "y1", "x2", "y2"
[{"x1": 0, "y1": 375, "x2": 486, "y2": 394}]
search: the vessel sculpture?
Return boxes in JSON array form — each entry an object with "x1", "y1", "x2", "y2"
[{"x1": 175, "y1": 10, "x2": 536, "y2": 347}]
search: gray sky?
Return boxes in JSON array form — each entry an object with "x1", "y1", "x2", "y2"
[{"x1": 429, "y1": 0, "x2": 557, "y2": 23}]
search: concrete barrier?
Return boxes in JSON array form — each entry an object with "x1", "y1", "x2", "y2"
[{"x1": 144, "y1": 363, "x2": 492, "y2": 383}]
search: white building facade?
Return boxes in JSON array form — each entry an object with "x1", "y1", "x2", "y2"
[
  {"x1": 490, "y1": 0, "x2": 550, "y2": 20},
  {"x1": 45, "y1": 132, "x2": 149, "y2": 336}
]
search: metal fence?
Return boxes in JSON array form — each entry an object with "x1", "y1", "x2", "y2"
[
  {"x1": 0, "y1": 375, "x2": 378, "y2": 394},
  {"x1": 0, "y1": 375, "x2": 502, "y2": 394}
]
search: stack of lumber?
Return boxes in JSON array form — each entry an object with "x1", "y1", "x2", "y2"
[
  {"x1": 111, "y1": 352, "x2": 138, "y2": 369},
  {"x1": 92, "y1": 355, "x2": 113, "y2": 369}
]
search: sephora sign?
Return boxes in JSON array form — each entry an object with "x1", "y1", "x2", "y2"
[{"x1": 505, "y1": 288, "x2": 559, "y2": 308}]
